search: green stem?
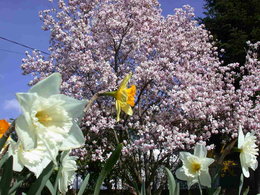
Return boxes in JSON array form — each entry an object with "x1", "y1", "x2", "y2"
[
  {"x1": 54, "y1": 166, "x2": 62, "y2": 195},
  {"x1": 198, "y1": 177, "x2": 203, "y2": 195}
]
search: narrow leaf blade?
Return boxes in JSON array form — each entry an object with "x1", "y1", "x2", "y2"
[
  {"x1": 46, "y1": 180, "x2": 55, "y2": 195},
  {"x1": 94, "y1": 144, "x2": 122, "y2": 195},
  {"x1": 164, "y1": 167, "x2": 176, "y2": 195},
  {"x1": 77, "y1": 173, "x2": 90, "y2": 195},
  {"x1": 0, "y1": 156, "x2": 13, "y2": 195},
  {"x1": 27, "y1": 162, "x2": 54, "y2": 195}
]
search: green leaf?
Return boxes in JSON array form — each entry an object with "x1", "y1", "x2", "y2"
[
  {"x1": 78, "y1": 173, "x2": 90, "y2": 195},
  {"x1": 0, "y1": 156, "x2": 13, "y2": 195},
  {"x1": 94, "y1": 144, "x2": 123, "y2": 195},
  {"x1": 27, "y1": 162, "x2": 55, "y2": 195},
  {"x1": 46, "y1": 180, "x2": 55, "y2": 195},
  {"x1": 239, "y1": 173, "x2": 244, "y2": 195},
  {"x1": 212, "y1": 187, "x2": 221, "y2": 195},
  {"x1": 0, "y1": 153, "x2": 9, "y2": 168},
  {"x1": 242, "y1": 186, "x2": 249, "y2": 195},
  {"x1": 9, "y1": 173, "x2": 31, "y2": 194},
  {"x1": 141, "y1": 181, "x2": 146, "y2": 195},
  {"x1": 0, "y1": 136, "x2": 8, "y2": 152},
  {"x1": 176, "y1": 183, "x2": 180, "y2": 195},
  {"x1": 164, "y1": 167, "x2": 177, "y2": 195}
]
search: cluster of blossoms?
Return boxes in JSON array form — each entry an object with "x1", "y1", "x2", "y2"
[
  {"x1": 21, "y1": 0, "x2": 259, "y2": 190},
  {"x1": 7, "y1": 73, "x2": 86, "y2": 193}
]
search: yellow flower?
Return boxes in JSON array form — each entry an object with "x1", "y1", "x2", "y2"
[
  {"x1": 0, "y1": 119, "x2": 10, "y2": 138},
  {"x1": 114, "y1": 73, "x2": 136, "y2": 121},
  {"x1": 221, "y1": 160, "x2": 237, "y2": 177}
]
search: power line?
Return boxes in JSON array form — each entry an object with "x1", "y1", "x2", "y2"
[{"x1": 0, "y1": 36, "x2": 50, "y2": 55}]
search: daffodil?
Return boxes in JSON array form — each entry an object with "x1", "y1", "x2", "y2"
[
  {"x1": 0, "y1": 119, "x2": 10, "y2": 138},
  {"x1": 238, "y1": 125, "x2": 259, "y2": 178},
  {"x1": 9, "y1": 73, "x2": 86, "y2": 176},
  {"x1": 109, "y1": 73, "x2": 136, "y2": 121},
  {"x1": 58, "y1": 150, "x2": 77, "y2": 194},
  {"x1": 8, "y1": 139, "x2": 52, "y2": 177},
  {"x1": 175, "y1": 144, "x2": 214, "y2": 189}
]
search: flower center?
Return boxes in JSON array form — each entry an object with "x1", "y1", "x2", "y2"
[
  {"x1": 191, "y1": 161, "x2": 201, "y2": 173},
  {"x1": 35, "y1": 110, "x2": 54, "y2": 127}
]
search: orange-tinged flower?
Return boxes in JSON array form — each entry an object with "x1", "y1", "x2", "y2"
[
  {"x1": 0, "y1": 119, "x2": 10, "y2": 138},
  {"x1": 114, "y1": 73, "x2": 136, "y2": 121}
]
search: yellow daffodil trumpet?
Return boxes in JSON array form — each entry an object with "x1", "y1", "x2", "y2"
[{"x1": 102, "y1": 73, "x2": 136, "y2": 121}]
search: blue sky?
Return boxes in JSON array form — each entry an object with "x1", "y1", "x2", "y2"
[{"x1": 0, "y1": 0, "x2": 205, "y2": 120}]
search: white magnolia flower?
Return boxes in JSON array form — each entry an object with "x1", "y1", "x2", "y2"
[
  {"x1": 175, "y1": 144, "x2": 214, "y2": 189},
  {"x1": 238, "y1": 126, "x2": 259, "y2": 178},
  {"x1": 58, "y1": 150, "x2": 77, "y2": 194},
  {"x1": 9, "y1": 73, "x2": 86, "y2": 176}
]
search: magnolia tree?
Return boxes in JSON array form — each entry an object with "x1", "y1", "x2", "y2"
[{"x1": 21, "y1": 0, "x2": 260, "y2": 193}]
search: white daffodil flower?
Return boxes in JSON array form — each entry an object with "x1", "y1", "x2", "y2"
[
  {"x1": 175, "y1": 144, "x2": 214, "y2": 189},
  {"x1": 9, "y1": 73, "x2": 86, "y2": 176},
  {"x1": 58, "y1": 150, "x2": 77, "y2": 194},
  {"x1": 8, "y1": 139, "x2": 52, "y2": 178},
  {"x1": 238, "y1": 125, "x2": 259, "y2": 178}
]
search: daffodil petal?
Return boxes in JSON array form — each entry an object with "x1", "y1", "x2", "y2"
[
  {"x1": 15, "y1": 115, "x2": 36, "y2": 150},
  {"x1": 240, "y1": 153, "x2": 250, "y2": 178},
  {"x1": 8, "y1": 140, "x2": 24, "y2": 172},
  {"x1": 29, "y1": 73, "x2": 62, "y2": 98},
  {"x1": 52, "y1": 94, "x2": 87, "y2": 118},
  {"x1": 194, "y1": 144, "x2": 207, "y2": 158},
  {"x1": 202, "y1": 158, "x2": 215, "y2": 168},
  {"x1": 26, "y1": 157, "x2": 52, "y2": 178},
  {"x1": 199, "y1": 170, "x2": 211, "y2": 188},
  {"x1": 40, "y1": 138, "x2": 59, "y2": 163},
  {"x1": 60, "y1": 123, "x2": 85, "y2": 151},
  {"x1": 121, "y1": 104, "x2": 133, "y2": 116},
  {"x1": 16, "y1": 92, "x2": 38, "y2": 118},
  {"x1": 179, "y1": 152, "x2": 190, "y2": 161},
  {"x1": 58, "y1": 150, "x2": 77, "y2": 194},
  {"x1": 175, "y1": 167, "x2": 188, "y2": 181},
  {"x1": 238, "y1": 125, "x2": 244, "y2": 149},
  {"x1": 119, "y1": 73, "x2": 132, "y2": 89}
]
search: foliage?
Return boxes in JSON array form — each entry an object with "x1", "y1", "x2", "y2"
[{"x1": 200, "y1": 0, "x2": 260, "y2": 65}]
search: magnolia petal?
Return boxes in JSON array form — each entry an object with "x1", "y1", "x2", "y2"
[
  {"x1": 121, "y1": 104, "x2": 133, "y2": 116},
  {"x1": 199, "y1": 171, "x2": 211, "y2": 188},
  {"x1": 60, "y1": 123, "x2": 85, "y2": 151},
  {"x1": 119, "y1": 73, "x2": 132, "y2": 89},
  {"x1": 8, "y1": 140, "x2": 24, "y2": 172},
  {"x1": 194, "y1": 144, "x2": 207, "y2": 158},
  {"x1": 52, "y1": 94, "x2": 87, "y2": 118},
  {"x1": 238, "y1": 125, "x2": 244, "y2": 149},
  {"x1": 29, "y1": 73, "x2": 62, "y2": 98},
  {"x1": 15, "y1": 115, "x2": 37, "y2": 150}
]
